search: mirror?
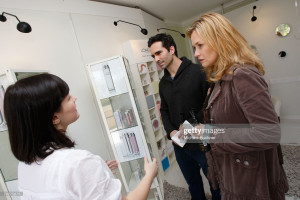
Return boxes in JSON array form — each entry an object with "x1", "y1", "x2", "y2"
[{"x1": 275, "y1": 24, "x2": 291, "y2": 37}]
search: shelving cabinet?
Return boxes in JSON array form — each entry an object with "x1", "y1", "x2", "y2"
[
  {"x1": 122, "y1": 40, "x2": 176, "y2": 174},
  {"x1": 86, "y1": 55, "x2": 163, "y2": 200}
]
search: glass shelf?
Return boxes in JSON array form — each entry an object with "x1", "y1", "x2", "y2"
[{"x1": 100, "y1": 93, "x2": 137, "y2": 132}]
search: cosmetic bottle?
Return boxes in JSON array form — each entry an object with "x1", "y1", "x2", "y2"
[
  {"x1": 128, "y1": 109, "x2": 135, "y2": 126},
  {"x1": 103, "y1": 64, "x2": 115, "y2": 91},
  {"x1": 124, "y1": 133, "x2": 133, "y2": 155},
  {"x1": 130, "y1": 133, "x2": 139, "y2": 154},
  {"x1": 134, "y1": 163, "x2": 142, "y2": 183},
  {"x1": 125, "y1": 110, "x2": 131, "y2": 127},
  {"x1": 119, "y1": 134, "x2": 128, "y2": 157},
  {"x1": 0, "y1": 85, "x2": 5, "y2": 125},
  {"x1": 114, "y1": 110, "x2": 123, "y2": 129},
  {"x1": 132, "y1": 133, "x2": 140, "y2": 154}
]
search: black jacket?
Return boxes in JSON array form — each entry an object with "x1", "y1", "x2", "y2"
[{"x1": 159, "y1": 57, "x2": 209, "y2": 141}]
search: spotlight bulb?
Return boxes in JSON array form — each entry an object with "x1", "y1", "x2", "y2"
[
  {"x1": 0, "y1": 15, "x2": 7, "y2": 22},
  {"x1": 251, "y1": 16, "x2": 257, "y2": 22},
  {"x1": 141, "y1": 28, "x2": 148, "y2": 35}
]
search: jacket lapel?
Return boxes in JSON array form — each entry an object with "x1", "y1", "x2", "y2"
[{"x1": 206, "y1": 82, "x2": 222, "y2": 109}]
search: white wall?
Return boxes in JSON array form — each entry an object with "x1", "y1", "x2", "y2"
[
  {"x1": 141, "y1": 10, "x2": 166, "y2": 38},
  {"x1": 165, "y1": 25, "x2": 192, "y2": 60},
  {"x1": 0, "y1": 0, "x2": 165, "y2": 183},
  {"x1": 223, "y1": 0, "x2": 300, "y2": 121},
  {"x1": 180, "y1": 0, "x2": 300, "y2": 122},
  {"x1": 175, "y1": 0, "x2": 300, "y2": 143}
]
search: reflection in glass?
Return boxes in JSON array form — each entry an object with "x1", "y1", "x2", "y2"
[
  {"x1": 275, "y1": 24, "x2": 291, "y2": 37},
  {"x1": 120, "y1": 158, "x2": 145, "y2": 191},
  {"x1": 15, "y1": 72, "x2": 43, "y2": 81}
]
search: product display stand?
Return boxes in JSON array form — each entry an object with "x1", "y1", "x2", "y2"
[
  {"x1": 122, "y1": 40, "x2": 176, "y2": 179},
  {"x1": 86, "y1": 55, "x2": 163, "y2": 200}
]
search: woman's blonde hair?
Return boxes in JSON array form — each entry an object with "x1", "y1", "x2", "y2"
[{"x1": 186, "y1": 13, "x2": 264, "y2": 82}]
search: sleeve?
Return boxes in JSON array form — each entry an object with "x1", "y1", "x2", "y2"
[
  {"x1": 60, "y1": 150, "x2": 122, "y2": 200},
  {"x1": 211, "y1": 67, "x2": 281, "y2": 154},
  {"x1": 196, "y1": 70, "x2": 209, "y2": 123},
  {"x1": 159, "y1": 83, "x2": 177, "y2": 140}
]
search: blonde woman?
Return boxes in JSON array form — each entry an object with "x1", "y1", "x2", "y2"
[{"x1": 186, "y1": 13, "x2": 289, "y2": 199}]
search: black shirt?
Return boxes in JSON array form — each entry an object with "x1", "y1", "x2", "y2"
[{"x1": 159, "y1": 57, "x2": 209, "y2": 147}]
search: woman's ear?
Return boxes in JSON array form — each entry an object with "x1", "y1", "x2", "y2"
[{"x1": 52, "y1": 113, "x2": 60, "y2": 125}]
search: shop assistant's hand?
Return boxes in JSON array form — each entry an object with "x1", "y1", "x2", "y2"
[
  {"x1": 144, "y1": 157, "x2": 158, "y2": 179},
  {"x1": 105, "y1": 159, "x2": 118, "y2": 174}
]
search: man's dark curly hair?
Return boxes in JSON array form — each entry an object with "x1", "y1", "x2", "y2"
[{"x1": 148, "y1": 33, "x2": 178, "y2": 57}]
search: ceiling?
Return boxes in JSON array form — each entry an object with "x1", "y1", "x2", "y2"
[{"x1": 90, "y1": 0, "x2": 238, "y2": 26}]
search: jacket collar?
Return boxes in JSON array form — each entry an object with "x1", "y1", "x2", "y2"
[
  {"x1": 221, "y1": 65, "x2": 259, "y2": 81},
  {"x1": 206, "y1": 66, "x2": 234, "y2": 109},
  {"x1": 206, "y1": 82, "x2": 222, "y2": 109},
  {"x1": 206, "y1": 65, "x2": 259, "y2": 109},
  {"x1": 221, "y1": 66, "x2": 235, "y2": 81}
]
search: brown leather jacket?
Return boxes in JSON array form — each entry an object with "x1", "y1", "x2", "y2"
[{"x1": 204, "y1": 65, "x2": 289, "y2": 199}]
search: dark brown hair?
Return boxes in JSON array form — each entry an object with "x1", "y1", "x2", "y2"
[
  {"x1": 4, "y1": 73, "x2": 75, "y2": 164},
  {"x1": 148, "y1": 33, "x2": 178, "y2": 57}
]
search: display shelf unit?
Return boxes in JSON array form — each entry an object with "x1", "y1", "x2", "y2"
[
  {"x1": 86, "y1": 55, "x2": 163, "y2": 200},
  {"x1": 122, "y1": 40, "x2": 176, "y2": 178}
]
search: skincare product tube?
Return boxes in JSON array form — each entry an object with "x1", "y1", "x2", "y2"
[
  {"x1": 124, "y1": 133, "x2": 132, "y2": 154},
  {"x1": 103, "y1": 64, "x2": 115, "y2": 91}
]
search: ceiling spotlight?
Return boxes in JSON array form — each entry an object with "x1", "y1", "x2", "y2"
[
  {"x1": 157, "y1": 28, "x2": 185, "y2": 38},
  {"x1": 0, "y1": 12, "x2": 32, "y2": 33},
  {"x1": 251, "y1": 6, "x2": 257, "y2": 22},
  {"x1": 114, "y1": 20, "x2": 148, "y2": 35}
]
